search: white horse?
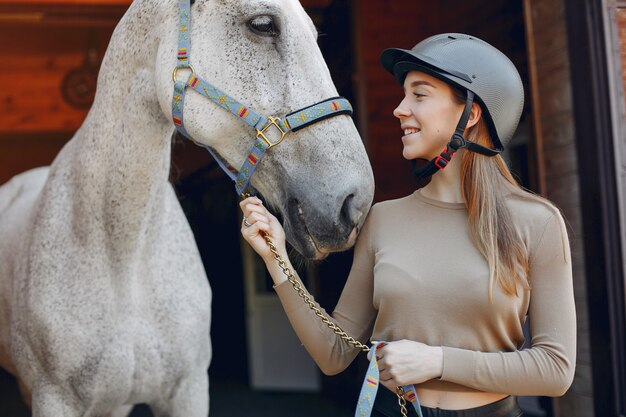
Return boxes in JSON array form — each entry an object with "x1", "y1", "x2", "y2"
[{"x1": 0, "y1": 0, "x2": 375, "y2": 415}]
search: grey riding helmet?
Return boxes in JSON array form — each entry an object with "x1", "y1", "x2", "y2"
[{"x1": 381, "y1": 33, "x2": 524, "y2": 172}]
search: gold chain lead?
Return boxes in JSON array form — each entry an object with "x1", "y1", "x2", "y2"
[{"x1": 260, "y1": 231, "x2": 409, "y2": 417}]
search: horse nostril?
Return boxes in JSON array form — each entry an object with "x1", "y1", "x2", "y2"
[{"x1": 340, "y1": 193, "x2": 358, "y2": 229}]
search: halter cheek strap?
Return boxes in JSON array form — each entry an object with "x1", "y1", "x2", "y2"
[{"x1": 172, "y1": 0, "x2": 354, "y2": 196}]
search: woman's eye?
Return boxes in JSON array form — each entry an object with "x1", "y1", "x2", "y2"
[
  {"x1": 413, "y1": 93, "x2": 425, "y2": 99},
  {"x1": 248, "y1": 16, "x2": 279, "y2": 37}
]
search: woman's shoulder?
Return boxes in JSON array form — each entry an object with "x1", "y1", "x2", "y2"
[
  {"x1": 370, "y1": 193, "x2": 417, "y2": 215},
  {"x1": 361, "y1": 193, "x2": 417, "y2": 230},
  {"x1": 503, "y1": 189, "x2": 569, "y2": 255},
  {"x1": 505, "y1": 189, "x2": 571, "y2": 267},
  {"x1": 504, "y1": 189, "x2": 563, "y2": 225}
]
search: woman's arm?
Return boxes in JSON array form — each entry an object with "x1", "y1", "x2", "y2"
[{"x1": 240, "y1": 197, "x2": 378, "y2": 375}]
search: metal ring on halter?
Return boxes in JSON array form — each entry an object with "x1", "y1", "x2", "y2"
[
  {"x1": 172, "y1": 65, "x2": 196, "y2": 83},
  {"x1": 243, "y1": 217, "x2": 252, "y2": 228}
]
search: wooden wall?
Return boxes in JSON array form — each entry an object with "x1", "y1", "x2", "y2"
[
  {"x1": 523, "y1": 1, "x2": 594, "y2": 416},
  {"x1": 0, "y1": 1, "x2": 130, "y2": 183}
]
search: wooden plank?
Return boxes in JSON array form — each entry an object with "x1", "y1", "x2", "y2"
[
  {"x1": 540, "y1": 111, "x2": 575, "y2": 150},
  {"x1": 527, "y1": 0, "x2": 565, "y2": 33},
  {"x1": 0, "y1": 1, "x2": 129, "y2": 27},
  {"x1": 537, "y1": 76, "x2": 573, "y2": 121},
  {"x1": 535, "y1": 49, "x2": 570, "y2": 87},
  {"x1": 532, "y1": 16, "x2": 569, "y2": 62},
  {"x1": 545, "y1": 174, "x2": 580, "y2": 207},
  {"x1": 543, "y1": 143, "x2": 578, "y2": 179},
  {"x1": 524, "y1": 0, "x2": 546, "y2": 195},
  {"x1": 0, "y1": 22, "x2": 113, "y2": 133}
]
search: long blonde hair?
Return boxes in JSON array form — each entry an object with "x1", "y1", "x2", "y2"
[{"x1": 459, "y1": 118, "x2": 530, "y2": 301}]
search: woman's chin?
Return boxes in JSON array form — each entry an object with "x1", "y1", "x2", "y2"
[
  {"x1": 402, "y1": 149, "x2": 418, "y2": 160},
  {"x1": 403, "y1": 149, "x2": 426, "y2": 160},
  {"x1": 403, "y1": 147, "x2": 442, "y2": 161}
]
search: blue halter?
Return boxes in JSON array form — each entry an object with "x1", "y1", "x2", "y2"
[{"x1": 171, "y1": 0, "x2": 354, "y2": 196}]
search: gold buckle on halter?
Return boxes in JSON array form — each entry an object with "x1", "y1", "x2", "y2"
[
  {"x1": 256, "y1": 117, "x2": 288, "y2": 148},
  {"x1": 172, "y1": 65, "x2": 195, "y2": 83}
]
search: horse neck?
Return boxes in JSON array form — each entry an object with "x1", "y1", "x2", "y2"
[{"x1": 70, "y1": 8, "x2": 174, "y2": 260}]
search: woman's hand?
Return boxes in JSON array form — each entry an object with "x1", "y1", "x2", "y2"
[
  {"x1": 374, "y1": 340, "x2": 443, "y2": 391},
  {"x1": 239, "y1": 196, "x2": 287, "y2": 262}
]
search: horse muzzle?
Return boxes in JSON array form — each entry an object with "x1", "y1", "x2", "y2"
[{"x1": 282, "y1": 190, "x2": 366, "y2": 260}]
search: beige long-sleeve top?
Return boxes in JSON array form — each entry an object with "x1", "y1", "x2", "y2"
[{"x1": 274, "y1": 189, "x2": 576, "y2": 396}]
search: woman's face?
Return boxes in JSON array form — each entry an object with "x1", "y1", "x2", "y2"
[{"x1": 393, "y1": 71, "x2": 465, "y2": 161}]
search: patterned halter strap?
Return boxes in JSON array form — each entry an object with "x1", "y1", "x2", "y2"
[{"x1": 171, "y1": 0, "x2": 354, "y2": 196}]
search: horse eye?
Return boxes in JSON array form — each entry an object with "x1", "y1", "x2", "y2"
[{"x1": 248, "y1": 15, "x2": 279, "y2": 37}]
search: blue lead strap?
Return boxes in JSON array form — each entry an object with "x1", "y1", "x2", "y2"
[{"x1": 356, "y1": 342, "x2": 423, "y2": 417}]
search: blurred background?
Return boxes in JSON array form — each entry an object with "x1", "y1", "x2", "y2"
[{"x1": 0, "y1": 0, "x2": 624, "y2": 416}]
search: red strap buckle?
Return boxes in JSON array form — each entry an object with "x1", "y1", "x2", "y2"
[
  {"x1": 435, "y1": 155, "x2": 449, "y2": 169},
  {"x1": 434, "y1": 147, "x2": 453, "y2": 169}
]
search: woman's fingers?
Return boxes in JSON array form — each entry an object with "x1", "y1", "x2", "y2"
[
  {"x1": 239, "y1": 196, "x2": 287, "y2": 259},
  {"x1": 244, "y1": 212, "x2": 269, "y2": 226},
  {"x1": 242, "y1": 220, "x2": 269, "y2": 235},
  {"x1": 239, "y1": 197, "x2": 281, "y2": 225},
  {"x1": 239, "y1": 196, "x2": 263, "y2": 214},
  {"x1": 242, "y1": 203, "x2": 266, "y2": 218}
]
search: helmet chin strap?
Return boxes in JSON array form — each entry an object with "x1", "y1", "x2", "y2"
[{"x1": 412, "y1": 90, "x2": 502, "y2": 180}]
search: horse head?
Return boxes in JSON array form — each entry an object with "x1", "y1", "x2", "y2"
[{"x1": 152, "y1": 0, "x2": 375, "y2": 259}]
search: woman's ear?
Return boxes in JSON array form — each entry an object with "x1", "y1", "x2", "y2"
[{"x1": 465, "y1": 102, "x2": 482, "y2": 131}]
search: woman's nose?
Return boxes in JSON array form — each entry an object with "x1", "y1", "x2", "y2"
[{"x1": 393, "y1": 98, "x2": 411, "y2": 119}]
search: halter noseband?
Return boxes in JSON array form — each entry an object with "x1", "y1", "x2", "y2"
[{"x1": 171, "y1": 0, "x2": 354, "y2": 196}]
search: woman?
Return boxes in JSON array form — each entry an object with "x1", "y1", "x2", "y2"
[{"x1": 240, "y1": 33, "x2": 576, "y2": 417}]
